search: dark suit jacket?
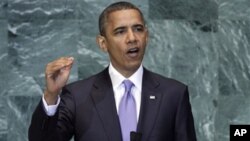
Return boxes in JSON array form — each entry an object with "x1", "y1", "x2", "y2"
[{"x1": 29, "y1": 68, "x2": 196, "y2": 141}]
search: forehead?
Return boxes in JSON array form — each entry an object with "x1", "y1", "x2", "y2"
[{"x1": 106, "y1": 9, "x2": 144, "y2": 27}]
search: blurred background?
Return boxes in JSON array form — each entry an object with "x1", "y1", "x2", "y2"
[{"x1": 0, "y1": 0, "x2": 250, "y2": 141}]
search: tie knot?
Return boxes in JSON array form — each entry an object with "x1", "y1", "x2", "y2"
[{"x1": 123, "y1": 80, "x2": 134, "y2": 92}]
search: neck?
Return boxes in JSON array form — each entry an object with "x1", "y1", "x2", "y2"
[
  {"x1": 110, "y1": 64, "x2": 141, "y2": 78},
  {"x1": 117, "y1": 68, "x2": 137, "y2": 78}
]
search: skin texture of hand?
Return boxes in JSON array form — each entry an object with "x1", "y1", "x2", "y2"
[{"x1": 44, "y1": 57, "x2": 74, "y2": 105}]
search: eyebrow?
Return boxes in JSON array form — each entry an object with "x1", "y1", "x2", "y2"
[
  {"x1": 133, "y1": 24, "x2": 144, "y2": 27},
  {"x1": 113, "y1": 23, "x2": 145, "y2": 33}
]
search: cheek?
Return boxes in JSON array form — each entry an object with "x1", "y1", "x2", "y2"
[
  {"x1": 110, "y1": 43, "x2": 125, "y2": 54},
  {"x1": 109, "y1": 46, "x2": 124, "y2": 58},
  {"x1": 106, "y1": 39, "x2": 126, "y2": 57}
]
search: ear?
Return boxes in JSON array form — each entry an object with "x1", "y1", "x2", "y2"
[{"x1": 96, "y1": 35, "x2": 108, "y2": 52}]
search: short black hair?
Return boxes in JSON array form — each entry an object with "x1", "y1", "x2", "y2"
[{"x1": 98, "y1": 1, "x2": 145, "y2": 36}]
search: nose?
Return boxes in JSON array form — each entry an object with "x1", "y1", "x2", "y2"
[{"x1": 127, "y1": 29, "x2": 137, "y2": 44}]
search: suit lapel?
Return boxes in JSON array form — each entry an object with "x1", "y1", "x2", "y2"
[
  {"x1": 90, "y1": 68, "x2": 122, "y2": 141},
  {"x1": 137, "y1": 69, "x2": 162, "y2": 141}
]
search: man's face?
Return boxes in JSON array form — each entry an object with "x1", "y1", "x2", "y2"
[{"x1": 99, "y1": 9, "x2": 148, "y2": 76}]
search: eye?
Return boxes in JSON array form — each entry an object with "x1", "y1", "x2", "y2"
[
  {"x1": 133, "y1": 25, "x2": 144, "y2": 32},
  {"x1": 114, "y1": 27, "x2": 127, "y2": 35},
  {"x1": 115, "y1": 29, "x2": 125, "y2": 35}
]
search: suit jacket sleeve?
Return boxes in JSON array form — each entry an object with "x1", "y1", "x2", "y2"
[
  {"x1": 174, "y1": 86, "x2": 197, "y2": 141},
  {"x1": 28, "y1": 87, "x2": 75, "y2": 141}
]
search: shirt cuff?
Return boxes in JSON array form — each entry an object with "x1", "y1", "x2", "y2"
[{"x1": 42, "y1": 95, "x2": 60, "y2": 116}]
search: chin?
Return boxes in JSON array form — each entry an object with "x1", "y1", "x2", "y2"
[{"x1": 127, "y1": 62, "x2": 141, "y2": 71}]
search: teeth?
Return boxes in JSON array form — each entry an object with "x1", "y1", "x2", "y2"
[{"x1": 128, "y1": 48, "x2": 139, "y2": 53}]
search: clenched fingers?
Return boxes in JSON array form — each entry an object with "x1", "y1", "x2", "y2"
[{"x1": 45, "y1": 57, "x2": 74, "y2": 78}]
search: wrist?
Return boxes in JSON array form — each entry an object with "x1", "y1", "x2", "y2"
[{"x1": 44, "y1": 90, "x2": 59, "y2": 105}]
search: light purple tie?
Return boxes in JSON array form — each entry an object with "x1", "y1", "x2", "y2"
[{"x1": 119, "y1": 80, "x2": 137, "y2": 141}]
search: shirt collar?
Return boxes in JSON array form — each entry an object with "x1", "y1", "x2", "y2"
[{"x1": 108, "y1": 63, "x2": 143, "y2": 91}]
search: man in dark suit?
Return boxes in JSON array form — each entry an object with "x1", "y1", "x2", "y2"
[{"x1": 29, "y1": 1, "x2": 197, "y2": 141}]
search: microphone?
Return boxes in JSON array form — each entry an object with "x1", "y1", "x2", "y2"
[{"x1": 130, "y1": 131, "x2": 142, "y2": 141}]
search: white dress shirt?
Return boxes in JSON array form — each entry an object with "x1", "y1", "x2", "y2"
[
  {"x1": 42, "y1": 95, "x2": 60, "y2": 116},
  {"x1": 109, "y1": 63, "x2": 143, "y2": 121},
  {"x1": 43, "y1": 63, "x2": 143, "y2": 120}
]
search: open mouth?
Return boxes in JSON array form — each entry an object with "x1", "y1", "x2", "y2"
[
  {"x1": 126, "y1": 47, "x2": 140, "y2": 58},
  {"x1": 127, "y1": 47, "x2": 139, "y2": 54}
]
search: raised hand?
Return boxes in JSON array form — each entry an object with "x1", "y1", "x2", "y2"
[{"x1": 44, "y1": 57, "x2": 74, "y2": 105}]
